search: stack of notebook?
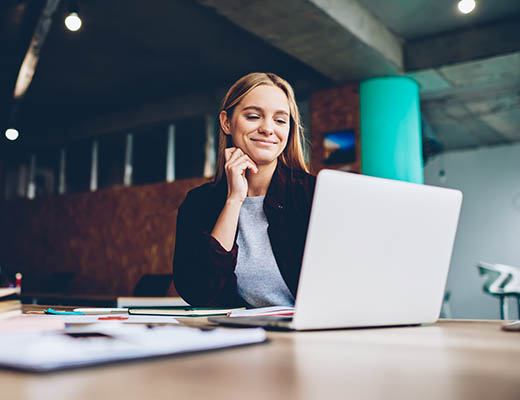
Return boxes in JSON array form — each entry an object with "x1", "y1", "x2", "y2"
[{"x1": 0, "y1": 287, "x2": 21, "y2": 320}]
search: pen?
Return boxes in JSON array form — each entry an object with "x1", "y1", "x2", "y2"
[{"x1": 44, "y1": 308, "x2": 86, "y2": 315}]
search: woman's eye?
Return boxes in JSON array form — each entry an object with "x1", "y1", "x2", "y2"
[
  {"x1": 246, "y1": 114, "x2": 260, "y2": 120},
  {"x1": 276, "y1": 119, "x2": 287, "y2": 124}
]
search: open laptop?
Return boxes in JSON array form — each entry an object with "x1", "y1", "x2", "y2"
[{"x1": 210, "y1": 169, "x2": 463, "y2": 330}]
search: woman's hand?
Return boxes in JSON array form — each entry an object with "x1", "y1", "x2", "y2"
[
  {"x1": 210, "y1": 147, "x2": 258, "y2": 251},
  {"x1": 224, "y1": 147, "x2": 258, "y2": 202}
]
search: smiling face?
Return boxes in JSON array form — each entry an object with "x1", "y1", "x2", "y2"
[{"x1": 220, "y1": 84, "x2": 291, "y2": 168}]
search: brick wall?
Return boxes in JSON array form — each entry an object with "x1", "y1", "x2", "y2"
[{"x1": 310, "y1": 84, "x2": 361, "y2": 174}]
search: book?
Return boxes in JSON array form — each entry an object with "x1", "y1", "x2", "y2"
[
  {"x1": 128, "y1": 306, "x2": 245, "y2": 317},
  {"x1": 0, "y1": 287, "x2": 21, "y2": 300},
  {"x1": 0, "y1": 288, "x2": 21, "y2": 320},
  {"x1": 117, "y1": 296, "x2": 189, "y2": 308}
]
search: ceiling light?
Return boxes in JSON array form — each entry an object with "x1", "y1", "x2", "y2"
[
  {"x1": 65, "y1": 12, "x2": 82, "y2": 31},
  {"x1": 458, "y1": 0, "x2": 476, "y2": 14},
  {"x1": 5, "y1": 128, "x2": 19, "y2": 141}
]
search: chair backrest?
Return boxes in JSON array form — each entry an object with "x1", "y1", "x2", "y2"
[
  {"x1": 476, "y1": 262, "x2": 520, "y2": 295},
  {"x1": 133, "y1": 274, "x2": 173, "y2": 296}
]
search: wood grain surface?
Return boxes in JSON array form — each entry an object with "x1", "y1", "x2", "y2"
[{"x1": 0, "y1": 320, "x2": 518, "y2": 400}]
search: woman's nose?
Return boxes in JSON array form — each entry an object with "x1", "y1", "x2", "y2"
[{"x1": 259, "y1": 120, "x2": 274, "y2": 135}]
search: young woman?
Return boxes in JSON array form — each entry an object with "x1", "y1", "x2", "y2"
[{"x1": 172, "y1": 72, "x2": 316, "y2": 307}]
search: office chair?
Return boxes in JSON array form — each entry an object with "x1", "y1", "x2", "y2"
[
  {"x1": 476, "y1": 261, "x2": 520, "y2": 320},
  {"x1": 440, "y1": 291, "x2": 452, "y2": 319},
  {"x1": 133, "y1": 274, "x2": 173, "y2": 297}
]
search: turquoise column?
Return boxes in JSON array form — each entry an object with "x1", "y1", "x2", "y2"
[{"x1": 360, "y1": 77, "x2": 424, "y2": 184}]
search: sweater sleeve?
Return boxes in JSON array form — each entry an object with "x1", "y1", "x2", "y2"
[{"x1": 172, "y1": 189, "x2": 246, "y2": 307}]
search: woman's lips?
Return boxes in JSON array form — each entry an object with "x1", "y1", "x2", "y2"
[{"x1": 251, "y1": 138, "x2": 277, "y2": 144}]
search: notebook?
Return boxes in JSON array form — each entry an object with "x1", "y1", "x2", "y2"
[
  {"x1": 210, "y1": 169, "x2": 463, "y2": 330},
  {"x1": 128, "y1": 306, "x2": 245, "y2": 317},
  {"x1": 116, "y1": 296, "x2": 189, "y2": 308}
]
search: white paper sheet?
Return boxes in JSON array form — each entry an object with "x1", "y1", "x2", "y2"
[
  {"x1": 63, "y1": 314, "x2": 181, "y2": 324},
  {"x1": 0, "y1": 314, "x2": 65, "y2": 333},
  {"x1": 0, "y1": 324, "x2": 266, "y2": 372}
]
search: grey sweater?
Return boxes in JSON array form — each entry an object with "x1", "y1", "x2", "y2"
[{"x1": 235, "y1": 196, "x2": 295, "y2": 308}]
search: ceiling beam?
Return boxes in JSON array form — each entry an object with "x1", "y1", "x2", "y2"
[
  {"x1": 12, "y1": 0, "x2": 60, "y2": 100},
  {"x1": 411, "y1": 52, "x2": 520, "y2": 150},
  {"x1": 32, "y1": 87, "x2": 226, "y2": 146},
  {"x1": 19, "y1": 70, "x2": 323, "y2": 146},
  {"x1": 405, "y1": 17, "x2": 520, "y2": 71},
  {"x1": 197, "y1": 0, "x2": 403, "y2": 83}
]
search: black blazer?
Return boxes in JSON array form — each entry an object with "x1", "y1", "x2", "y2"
[{"x1": 172, "y1": 163, "x2": 316, "y2": 307}]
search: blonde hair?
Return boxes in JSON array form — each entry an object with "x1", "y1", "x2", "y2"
[{"x1": 215, "y1": 72, "x2": 309, "y2": 182}]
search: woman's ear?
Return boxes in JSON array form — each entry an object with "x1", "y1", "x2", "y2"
[{"x1": 219, "y1": 110, "x2": 231, "y2": 135}]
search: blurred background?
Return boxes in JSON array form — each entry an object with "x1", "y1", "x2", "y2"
[{"x1": 0, "y1": 0, "x2": 519, "y2": 318}]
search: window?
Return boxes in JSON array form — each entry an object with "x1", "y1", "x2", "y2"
[
  {"x1": 33, "y1": 146, "x2": 60, "y2": 197},
  {"x1": 66, "y1": 140, "x2": 91, "y2": 193},
  {"x1": 175, "y1": 116, "x2": 206, "y2": 179},
  {"x1": 133, "y1": 125, "x2": 168, "y2": 185},
  {"x1": 98, "y1": 133, "x2": 126, "y2": 189}
]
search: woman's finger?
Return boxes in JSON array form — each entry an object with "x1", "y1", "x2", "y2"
[
  {"x1": 226, "y1": 153, "x2": 251, "y2": 170},
  {"x1": 224, "y1": 148, "x2": 236, "y2": 164},
  {"x1": 224, "y1": 147, "x2": 234, "y2": 162},
  {"x1": 228, "y1": 159, "x2": 258, "y2": 176},
  {"x1": 226, "y1": 152, "x2": 249, "y2": 170},
  {"x1": 225, "y1": 147, "x2": 243, "y2": 165},
  {"x1": 244, "y1": 155, "x2": 258, "y2": 174},
  {"x1": 233, "y1": 152, "x2": 258, "y2": 174},
  {"x1": 229, "y1": 158, "x2": 258, "y2": 176}
]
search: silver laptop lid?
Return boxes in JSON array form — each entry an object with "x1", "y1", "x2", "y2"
[{"x1": 292, "y1": 170, "x2": 463, "y2": 330}]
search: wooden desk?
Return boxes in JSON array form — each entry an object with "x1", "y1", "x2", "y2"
[{"x1": 0, "y1": 320, "x2": 519, "y2": 400}]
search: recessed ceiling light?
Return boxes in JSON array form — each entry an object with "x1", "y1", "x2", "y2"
[
  {"x1": 458, "y1": 0, "x2": 476, "y2": 14},
  {"x1": 65, "y1": 12, "x2": 82, "y2": 31},
  {"x1": 5, "y1": 128, "x2": 19, "y2": 141}
]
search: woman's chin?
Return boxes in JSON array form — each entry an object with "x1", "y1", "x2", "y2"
[{"x1": 251, "y1": 156, "x2": 279, "y2": 168}]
